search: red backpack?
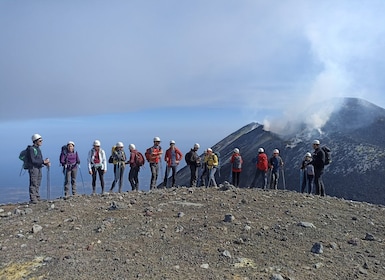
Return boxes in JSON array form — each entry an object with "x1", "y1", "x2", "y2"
[
  {"x1": 257, "y1": 153, "x2": 268, "y2": 171},
  {"x1": 135, "y1": 151, "x2": 145, "y2": 166}
]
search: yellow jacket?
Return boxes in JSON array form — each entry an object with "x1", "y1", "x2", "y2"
[{"x1": 204, "y1": 153, "x2": 218, "y2": 169}]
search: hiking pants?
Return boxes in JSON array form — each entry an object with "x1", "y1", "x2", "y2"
[
  {"x1": 64, "y1": 167, "x2": 78, "y2": 196},
  {"x1": 150, "y1": 163, "x2": 159, "y2": 190},
  {"x1": 29, "y1": 166, "x2": 42, "y2": 202},
  {"x1": 91, "y1": 166, "x2": 105, "y2": 193},
  {"x1": 251, "y1": 169, "x2": 267, "y2": 189},
  {"x1": 129, "y1": 166, "x2": 140, "y2": 191},
  {"x1": 208, "y1": 167, "x2": 217, "y2": 187},
  {"x1": 232, "y1": 171, "x2": 240, "y2": 187},
  {"x1": 189, "y1": 165, "x2": 199, "y2": 187},
  {"x1": 163, "y1": 165, "x2": 177, "y2": 188},
  {"x1": 110, "y1": 163, "x2": 125, "y2": 192},
  {"x1": 314, "y1": 168, "x2": 325, "y2": 196},
  {"x1": 270, "y1": 170, "x2": 279, "y2": 189}
]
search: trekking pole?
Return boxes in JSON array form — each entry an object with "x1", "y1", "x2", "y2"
[
  {"x1": 47, "y1": 165, "x2": 51, "y2": 201},
  {"x1": 281, "y1": 167, "x2": 286, "y2": 190}
]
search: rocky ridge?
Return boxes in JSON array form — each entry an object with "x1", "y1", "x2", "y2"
[{"x1": 1, "y1": 185, "x2": 385, "y2": 279}]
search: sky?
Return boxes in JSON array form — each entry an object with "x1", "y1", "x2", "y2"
[{"x1": 1, "y1": 0, "x2": 385, "y2": 203}]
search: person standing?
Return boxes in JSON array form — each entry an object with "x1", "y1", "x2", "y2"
[
  {"x1": 204, "y1": 148, "x2": 219, "y2": 187},
  {"x1": 128, "y1": 144, "x2": 141, "y2": 191},
  {"x1": 230, "y1": 148, "x2": 243, "y2": 187},
  {"x1": 60, "y1": 141, "x2": 80, "y2": 198},
  {"x1": 109, "y1": 142, "x2": 126, "y2": 193},
  {"x1": 87, "y1": 140, "x2": 107, "y2": 194},
  {"x1": 145, "y1": 137, "x2": 163, "y2": 190},
  {"x1": 300, "y1": 152, "x2": 314, "y2": 194},
  {"x1": 163, "y1": 140, "x2": 183, "y2": 188},
  {"x1": 28, "y1": 134, "x2": 50, "y2": 204},
  {"x1": 312, "y1": 139, "x2": 326, "y2": 196},
  {"x1": 251, "y1": 148, "x2": 268, "y2": 189},
  {"x1": 185, "y1": 143, "x2": 201, "y2": 187},
  {"x1": 268, "y1": 149, "x2": 284, "y2": 189}
]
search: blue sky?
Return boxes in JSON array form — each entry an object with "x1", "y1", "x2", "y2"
[{"x1": 1, "y1": 0, "x2": 385, "y2": 203}]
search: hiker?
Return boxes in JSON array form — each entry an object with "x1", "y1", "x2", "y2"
[
  {"x1": 87, "y1": 140, "x2": 107, "y2": 194},
  {"x1": 251, "y1": 147, "x2": 268, "y2": 189},
  {"x1": 312, "y1": 139, "x2": 326, "y2": 196},
  {"x1": 60, "y1": 141, "x2": 80, "y2": 198},
  {"x1": 128, "y1": 144, "x2": 142, "y2": 191},
  {"x1": 268, "y1": 149, "x2": 284, "y2": 189},
  {"x1": 185, "y1": 143, "x2": 201, "y2": 187},
  {"x1": 109, "y1": 142, "x2": 126, "y2": 193},
  {"x1": 199, "y1": 149, "x2": 209, "y2": 187},
  {"x1": 145, "y1": 137, "x2": 163, "y2": 190},
  {"x1": 203, "y1": 148, "x2": 219, "y2": 187},
  {"x1": 28, "y1": 134, "x2": 50, "y2": 204},
  {"x1": 300, "y1": 152, "x2": 314, "y2": 194},
  {"x1": 163, "y1": 140, "x2": 183, "y2": 188},
  {"x1": 230, "y1": 148, "x2": 243, "y2": 187}
]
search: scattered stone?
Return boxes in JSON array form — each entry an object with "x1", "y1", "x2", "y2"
[
  {"x1": 364, "y1": 233, "x2": 375, "y2": 241},
  {"x1": 271, "y1": 274, "x2": 284, "y2": 280},
  {"x1": 32, "y1": 224, "x2": 43, "y2": 233},
  {"x1": 224, "y1": 214, "x2": 235, "y2": 222},
  {"x1": 200, "y1": 263, "x2": 209, "y2": 269},
  {"x1": 221, "y1": 250, "x2": 232, "y2": 258},
  {"x1": 311, "y1": 242, "x2": 323, "y2": 254},
  {"x1": 177, "y1": 212, "x2": 185, "y2": 218},
  {"x1": 298, "y1": 221, "x2": 316, "y2": 228},
  {"x1": 314, "y1": 262, "x2": 324, "y2": 269},
  {"x1": 348, "y1": 238, "x2": 360, "y2": 246}
]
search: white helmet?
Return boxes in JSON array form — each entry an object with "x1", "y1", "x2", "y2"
[
  {"x1": 129, "y1": 144, "x2": 136, "y2": 150},
  {"x1": 67, "y1": 141, "x2": 75, "y2": 146},
  {"x1": 31, "y1": 133, "x2": 42, "y2": 142},
  {"x1": 194, "y1": 143, "x2": 200, "y2": 149},
  {"x1": 116, "y1": 141, "x2": 124, "y2": 148},
  {"x1": 93, "y1": 140, "x2": 101, "y2": 146},
  {"x1": 305, "y1": 152, "x2": 312, "y2": 157},
  {"x1": 207, "y1": 148, "x2": 213, "y2": 152},
  {"x1": 273, "y1": 149, "x2": 279, "y2": 154},
  {"x1": 258, "y1": 147, "x2": 264, "y2": 153},
  {"x1": 313, "y1": 139, "x2": 320, "y2": 145},
  {"x1": 153, "y1": 137, "x2": 161, "y2": 142},
  {"x1": 233, "y1": 148, "x2": 239, "y2": 154},
  {"x1": 170, "y1": 140, "x2": 176, "y2": 145}
]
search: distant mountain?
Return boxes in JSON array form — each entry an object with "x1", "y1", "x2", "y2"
[{"x1": 176, "y1": 97, "x2": 385, "y2": 205}]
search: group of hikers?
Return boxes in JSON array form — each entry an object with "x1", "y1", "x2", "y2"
[{"x1": 24, "y1": 134, "x2": 327, "y2": 204}]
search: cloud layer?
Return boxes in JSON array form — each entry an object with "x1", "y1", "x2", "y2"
[{"x1": 1, "y1": 0, "x2": 385, "y2": 126}]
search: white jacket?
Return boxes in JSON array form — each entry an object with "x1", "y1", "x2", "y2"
[{"x1": 87, "y1": 148, "x2": 107, "y2": 172}]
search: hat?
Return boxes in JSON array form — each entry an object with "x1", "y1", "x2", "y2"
[
  {"x1": 67, "y1": 141, "x2": 75, "y2": 146},
  {"x1": 313, "y1": 140, "x2": 320, "y2": 145},
  {"x1": 153, "y1": 136, "x2": 161, "y2": 142},
  {"x1": 129, "y1": 144, "x2": 136, "y2": 150},
  {"x1": 170, "y1": 140, "x2": 176, "y2": 145},
  {"x1": 193, "y1": 143, "x2": 200, "y2": 149},
  {"x1": 233, "y1": 148, "x2": 239, "y2": 154},
  {"x1": 31, "y1": 133, "x2": 42, "y2": 142},
  {"x1": 258, "y1": 147, "x2": 264, "y2": 153},
  {"x1": 93, "y1": 140, "x2": 101, "y2": 146},
  {"x1": 116, "y1": 142, "x2": 124, "y2": 148},
  {"x1": 207, "y1": 148, "x2": 213, "y2": 152}
]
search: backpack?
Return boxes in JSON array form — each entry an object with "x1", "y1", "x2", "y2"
[
  {"x1": 109, "y1": 146, "x2": 117, "y2": 164},
  {"x1": 232, "y1": 154, "x2": 242, "y2": 169},
  {"x1": 321, "y1": 146, "x2": 331, "y2": 165},
  {"x1": 185, "y1": 150, "x2": 193, "y2": 165},
  {"x1": 135, "y1": 151, "x2": 145, "y2": 166},
  {"x1": 60, "y1": 145, "x2": 68, "y2": 165},
  {"x1": 19, "y1": 146, "x2": 37, "y2": 170}
]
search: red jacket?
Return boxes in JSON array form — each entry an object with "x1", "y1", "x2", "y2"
[
  {"x1": 257, "y1": 153, "x2": 268, "y2": 171},
  {"x1": 164, "y1": 147, "x2": 183, "y2": 166}
]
